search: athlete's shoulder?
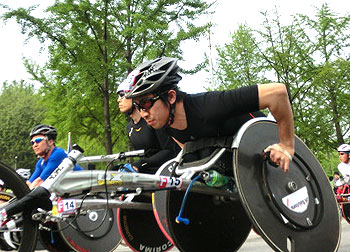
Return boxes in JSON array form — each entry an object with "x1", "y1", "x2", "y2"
[
  {"x1": 36, "y1": 158, "x2": 43, "y2": 166},
  {"x1": 49, "y1": 147, "x2": 68, "y2": 159},
  {"x1": 338, "y1": 162, "x2": 350, "y2": 169}
]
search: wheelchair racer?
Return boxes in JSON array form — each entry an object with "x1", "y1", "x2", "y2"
[
  {"x1": 27, "y1": 124, "x2": 82, "y2": 189},
  {"x1": 117, "y1": 76, "x2": 181, "y2": 174},
  {"x1": 125, "y1": 57, "x2": 295, "y2": 172}
]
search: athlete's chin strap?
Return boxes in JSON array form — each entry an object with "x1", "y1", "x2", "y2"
[
  {"x1": 45, "y1": 138, "x2": 52, "y2": 155},
  {"x1": 159, "y1": 91, "x2": 176, "y2": 129},
  {"x1": 127, "y1": 104, "x2": 135, "y2": 116},
  {"x1": 168, "y1": 102, "x2": 176, "y2": 126}
]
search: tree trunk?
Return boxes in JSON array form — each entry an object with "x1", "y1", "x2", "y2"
[
  {"x1": 103, "y1": 79, "x2": 113, "y2": 154},
  {"x1": 103, "y1": 0, "x2": 112, "y2": 154},
  {"x1": 329, "y1": 93, "x2": 344, "y2": 145}
]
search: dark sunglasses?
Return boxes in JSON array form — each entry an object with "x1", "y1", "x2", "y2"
[
  {"x1": 118, "y1": 91, "x2": 125, "y2": 98},
  {"x1": 339, "y1": 152, "x2": 348, "y2": 156},
  {"x1": 133, "y1": 95, "x2": 161, "y2": 111},
  {"x1": 31, "y1": 137, "x2": 45, "y2": 145}
]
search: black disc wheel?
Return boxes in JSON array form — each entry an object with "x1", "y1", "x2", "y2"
[
  {"x1": 39, "y1": 222, "x2": 74, "y2": 252},
  {"x1": 117, "y1": 193, "x2": 173, "y2": 252},
  {"x1": 233, "y1": 119, "x2": 341, "y2": 252},
  {"x1": 0, "y1": 161, "x2": 38, "y2": 252},
  {"x1": 152, "y1": 162, "x2": 251, "y2": 252},
  {"x1": 58, "y1": 193, "x2": 121, "y2": 252}
]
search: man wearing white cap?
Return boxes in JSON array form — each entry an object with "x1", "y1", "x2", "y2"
[{"x1": 337, "y1": 144, "x2": 350, "y2": 181}]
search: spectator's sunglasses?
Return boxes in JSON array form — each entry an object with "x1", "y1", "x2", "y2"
[
  {"x1": 133, "y1": 95, "x2": 161, "y2": 111},
  {"x1": 31, "y1": 137, "x2": 45, "y2": 145}
]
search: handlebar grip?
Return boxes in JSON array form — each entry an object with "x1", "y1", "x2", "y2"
[{"x1": 72, "y1": 144, "x2": 84, "y2": 153}]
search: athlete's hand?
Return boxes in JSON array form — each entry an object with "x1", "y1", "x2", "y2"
[
  {"x1": 29, "y1": 177, "x2": 44, "y2": 190},
  {"x1": 120, "y1": 163, "x2": 138, "y2": 173},
  {"x1": 263, "y1": 143, "x2": 294, "y2": 173}
]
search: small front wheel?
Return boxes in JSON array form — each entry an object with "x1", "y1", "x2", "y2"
[{"x1": 0, "y1": 161, "x2": 38, "y2": 252}]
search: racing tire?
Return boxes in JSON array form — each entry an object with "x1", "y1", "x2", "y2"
[
  {"x1": 341, "y1": 203, "x2": 350, "y2": 224},
  {"x1": 0, "y1": 161, "x2": 38, "y2": 252},
  {"x1": 340, "y1": 186, "x2": 350, "y2": 224}
]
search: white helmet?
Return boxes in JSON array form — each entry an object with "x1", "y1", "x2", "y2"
[
  {"x1": 117, "y1": 72, "x2": 135, "y2": 94},
  {"x1": 16, "y1": 169, "x2": 31, "y2": 180},
  {"x1": 0, "y1": 179, "x2": 4, "y2": 187},
  {"x1": 337, "y1": 144, "x2": 350, "y2": 153},
  {"x1": 335, "y1": 179, "x2": 344, "y2": 187}
]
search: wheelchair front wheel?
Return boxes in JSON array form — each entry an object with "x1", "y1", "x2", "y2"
[{"x1": 0, "y1": 161, "x2": 38, "y2": 252}]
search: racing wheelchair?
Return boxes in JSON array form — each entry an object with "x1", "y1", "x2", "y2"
[
  {"x1": 336, "y1": 180, "x2": 350, "y2": 224},
  {"x1": 0, "y1": 118, "x2": 341, "y2": 252}
]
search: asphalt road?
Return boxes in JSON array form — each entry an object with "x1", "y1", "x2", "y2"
[
  {"x1": 5, "y1": 218, "x2": 348, "y2": 252},
  {"x1": 113, "y1": 219, "x2": 350, "y2": 252}
]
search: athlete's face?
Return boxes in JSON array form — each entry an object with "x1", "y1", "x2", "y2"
[
  {"x1": 133, "y1": 94, "x2": 170, "y2": 129},
  {"x1": 339, "y1": 152, "x2": 349, "y2": 163},
  {"x1": 31, "y1": 134, "x2": 50, "y2": 156},
  {"x1": 118, "y1": 95, "x2": 133, "y2": 113}
]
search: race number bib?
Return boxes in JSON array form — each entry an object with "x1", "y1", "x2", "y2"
[
  {"x1": 158, "y1": 176, "x2": 183, "y2": 189},
  {"x1": 57, "y1": 199, "x2": 77, "y2": 214}
]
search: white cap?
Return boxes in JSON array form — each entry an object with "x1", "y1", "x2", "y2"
[
  {"x1": 0, "y1": 179, "x2": 4, "y2": 186},
  {"x1": 337, "y1": 144, "x2": 350, "y2": 152}
]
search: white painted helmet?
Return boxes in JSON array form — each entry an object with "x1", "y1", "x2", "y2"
[
  {"x1": 16, "y1": 168, "x2": 31, "y2": 180},
  {"x1": 335, "y1": 179, "x2": 344, "y2": 187},
  {"x1": 117, "y1": 73, "x2": 134, "y2": 94}
]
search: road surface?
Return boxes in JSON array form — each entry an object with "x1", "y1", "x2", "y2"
[
  {"x1": 6, "y1": 218, "x2": 348, "y2": 252},
  {"x1": 113, "y1": 219, "x2": 350, "y2": 252}
]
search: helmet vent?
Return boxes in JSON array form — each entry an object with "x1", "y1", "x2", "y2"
[
  {"x1": 159, "y1": 62, "x2": 172, "y2": 71},
  {"x1": 147, "y1": 72, "x2": 164, "y2": 81},
  {"x1": 136, "y1": 84, "x2": 152, "y2": 92}
]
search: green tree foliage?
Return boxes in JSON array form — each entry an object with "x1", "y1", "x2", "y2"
[
  {"x1": 295, "y1": 5, "x2": 350, "y2": 150},
  {"x1": 1, "y1": 0, "x2": 211, "y2": 155},
  {"x1": 213, "y1": 25, "x2": 268, "y2": 91},
  {"x1": 0, "y1": 81, "x2": 45, "y2": 169},
  {"x1": 212, "y1": 4, "x2": 350, "y2": 174}
]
